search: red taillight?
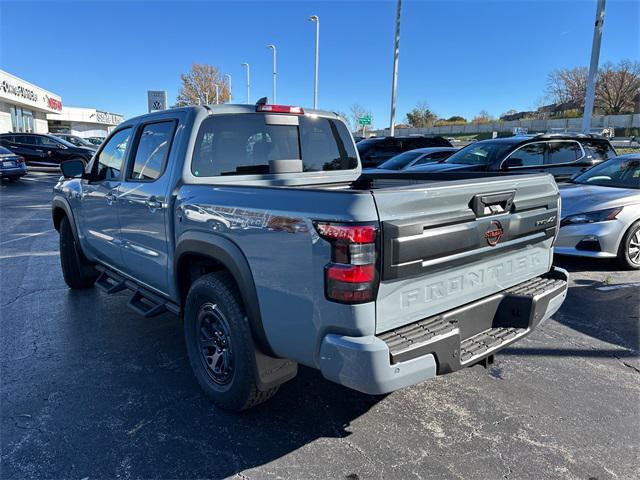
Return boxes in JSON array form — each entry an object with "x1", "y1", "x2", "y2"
[
  {"x1": 256, "y1": 104, "x2": 304, "y2": 114},
  {"x1": 315, "y1": 222, "x2": 379, "y2": 304},
  {"x1": 315, "y1": 223, "x2": 376, "y2": 243},
  {"x1": 326, "y1": 264, "x2": 375, "y2": 283}
]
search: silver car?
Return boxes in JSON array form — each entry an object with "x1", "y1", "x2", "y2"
[{"x1": 555, "y1": 154, "x2": 640, "y2": 269}]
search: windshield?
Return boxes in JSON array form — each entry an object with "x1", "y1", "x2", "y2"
[
  {"x1": 356, "y1": 138, "x2": 381, "y2": 155},
  {"x1": 444, "y1": 141, "x2": 514, "y2": 165},
  {"x1": 573, "y1": 156, "x2": 640, "y2": 189},
  {"x1": 71, "y1": 136, "x2": 93, "y2": 147},
  {"x1": 377, "y1": 150, "x2": 423, "y2": 170}
]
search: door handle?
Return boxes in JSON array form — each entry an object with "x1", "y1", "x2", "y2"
[{"x1": 145, "y1": 197, "x2": 163, "y2": 211}]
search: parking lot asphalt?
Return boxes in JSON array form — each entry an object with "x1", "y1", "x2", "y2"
[{"x1": 1, "y1": 172, "x2": 639, "y2": 480}]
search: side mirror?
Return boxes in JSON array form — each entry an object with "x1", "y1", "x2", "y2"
[
  {"x1": 503, "y1": 157, "x2": 523, "y2": 169},
  {"x1": 60, "y1": 159, "x2": 86, "y2": 179}
]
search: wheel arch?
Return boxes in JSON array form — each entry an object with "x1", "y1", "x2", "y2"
[
  {"x1": 175, "y1": 230, "x2": 274, "y2": 356},
  {"x1": 52, "y1": 197, "x2": 79, "y2": 240}
]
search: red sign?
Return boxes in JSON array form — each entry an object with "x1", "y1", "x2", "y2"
[
  {"x1": 47, "y1": 97, "x2": 62, "y2": 111},
  {"x1": 484, "y1": 221, "x2": 504, "y2": 247}
]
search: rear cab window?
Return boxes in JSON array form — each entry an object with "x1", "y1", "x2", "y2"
[{"x1": 191, "y1": 114, "x2": 357, "y2": 177}]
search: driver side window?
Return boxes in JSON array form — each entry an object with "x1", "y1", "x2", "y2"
[{"x1": 94, "y1": 128, "x2": 132, "y2": 181}]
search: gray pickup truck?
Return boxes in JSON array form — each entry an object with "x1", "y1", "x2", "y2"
[{"x1": 52, "y1": 101, "x2": 568, "y2": 411}]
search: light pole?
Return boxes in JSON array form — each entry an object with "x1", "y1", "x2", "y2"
[
  {"x1": 267, "y1": 44, "x2": 277, "y2": 103},
  {"x1": 214, "y1": 84, "x2": 220, "y2": 104},
  {"x1": 225, "y1": 74, "x2": 232, "y2": 102},
  {"x1": 309, "y1": 15, "x2": 319, "y2": 109},
  {"x1": 241, "y1": 63, "x2": 250, "y2": 104},
  {"x1": 582, "y1": 0, "x2": 606, "y2": 133},
  {"x1": 389, "y1": 0, "x2": 402, "y2": 137},
  {"x1": 204, "y1": 92, "x2": 209, "y2": 105}
]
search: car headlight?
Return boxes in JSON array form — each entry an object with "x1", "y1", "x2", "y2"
[{"x1": 560, "y1": 207, "x2": 623, "y2": 226}]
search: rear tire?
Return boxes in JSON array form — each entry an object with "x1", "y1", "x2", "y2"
[
  {"x1": 184, "y1": 271, "x2": 278, "y2": 412},
  {"x1": 616, "y1": 220, "x2": 640, "y2": 270},
  {"x1": 59, "y1": 216, "x2": 99, "y2": 288}
]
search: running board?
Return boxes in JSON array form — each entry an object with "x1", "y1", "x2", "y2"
[{"x1": 95, "y1": 265, "x2": 179, "y2": 318}]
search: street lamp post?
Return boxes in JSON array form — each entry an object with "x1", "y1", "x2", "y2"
[
  {"x1": 214, "y1": 84, "x2": 220, "y2": 104},
  {"x1": 582, "y1": 0, "x2": 606, "y2": 133},
  {"x1": 389, "y1": 0, "x2": 402, "y2": 137},
  {"x1": 241, "y1": 63, "x2": 250, "y2": 104},
  {"x1": 267, "y1": 44, "x2": 277, "y2": 103},
  {"x1": 225, "y1": 74, "x2": 232, "y2": 103},
  {"x1": 309, "y1": 15, "x2": 319, "y2": 109}
]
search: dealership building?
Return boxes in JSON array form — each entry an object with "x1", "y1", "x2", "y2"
[{"x1": 0, "y1": 69, "x2": 122, "y2": 138}]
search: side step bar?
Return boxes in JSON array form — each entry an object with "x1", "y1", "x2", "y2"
[{"x1": 95, "y1": 265, "x2": 179, "y2": 318}]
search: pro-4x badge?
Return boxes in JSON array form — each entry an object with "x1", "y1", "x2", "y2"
[{"x1": 484, "y1": 221, "x2": 504, "y2": 246}]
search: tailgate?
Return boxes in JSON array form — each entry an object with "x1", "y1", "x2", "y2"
[{"x1": 371, "y1": 174, "x2": 559, "y2": 333}]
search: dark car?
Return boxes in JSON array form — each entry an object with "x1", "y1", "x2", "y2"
[
  {"x1": 86, "y1": 137, "x2": 105, "y2": 146},
  {"x1": 0, "y1": 145, "x2": 27, "y2": 180},
  {"x1": 54, "y1": 133, "x2": 98, "y2": 150},
  {"x1": 407, "y1": 134, "x2": 617, "y2": 182},
  {"x1": 0, "y1": 133, "x2": 95, "y2": 168},
  {"x1": 372, "y1": 147, "x2": 458, "y2": 172},
  {"x1": 357, "y1": 135, "x2": 453, "y2": 168}
]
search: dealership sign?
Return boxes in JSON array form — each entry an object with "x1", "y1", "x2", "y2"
[
  {"x1": 96, "y1": 110, "x2": 123, "y2": 125},
  {"x1": 148, "y1": 90, "x2": 167, "y2": 112},
  {"x1": 0, "y1": 70, "x2": 63, "y2": 113}
]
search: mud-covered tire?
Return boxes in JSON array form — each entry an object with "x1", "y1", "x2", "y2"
[
  {"x1": 59, "y1": 216, "x2": 99, "y2": 288},
  {"x1": 617, "y1": 220, "x2": 640, "y2": 270},
  {"x1": 184, "y1": 271, "x2": 278, "y2": 412}
]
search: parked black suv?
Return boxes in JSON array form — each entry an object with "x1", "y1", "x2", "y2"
[
  {"x1": 408, "y1": 134, "x2": 617, "y2": 181},
  {"x1": 356, "y1": 135, "x2": 453, "y2": 168},
  {"x1": 0, "y1": 133, "x2": 95, "y2": 167}
]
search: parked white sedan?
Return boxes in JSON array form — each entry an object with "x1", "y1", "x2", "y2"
[{"x1": 555, "y1": 154, "x2": 640, "y2": 269}]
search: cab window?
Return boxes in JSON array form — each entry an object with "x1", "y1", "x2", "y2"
[
  {"x1": 129, "y1": 121, "x2": 175, "y2": 181},
  {"x1": 94, "y1": 128, "x2": 132, "y2": 181}
]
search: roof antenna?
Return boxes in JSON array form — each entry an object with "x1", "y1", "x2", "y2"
[{"x1": 256, "y1": 96, "x2": 268, "y2": 106}]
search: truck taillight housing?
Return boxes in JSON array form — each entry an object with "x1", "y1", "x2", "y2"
[{"x1": 314, "y1": 222, "x2": 379, "y2": 304}]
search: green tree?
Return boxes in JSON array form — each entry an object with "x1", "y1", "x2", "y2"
[{"x1": 405, "y1": 102, "x2": 437, "y2": 128}]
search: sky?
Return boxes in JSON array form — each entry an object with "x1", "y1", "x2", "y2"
[{"x1": 1, "y1": 0, "x2": 638, "y2": 129}]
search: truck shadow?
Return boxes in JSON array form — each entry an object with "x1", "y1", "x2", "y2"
[{"x1": 1, "y1": 289, "x2": 385, "y2": 479}]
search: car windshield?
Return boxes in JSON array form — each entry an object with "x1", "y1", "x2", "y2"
[
  {"x1": 573, "y1": 156, "x2": 640, "y2": 189},
  {"x1": 65, "y1": 136, "x2": 93, "y2": 147},
  {"x1": 443, "y1": 141, "x2": 514, "y2": 165},
  {"x1": 377, "y1": 151, "x2": 423, "y2": 170},
  {"x1": 356, "y1": 139, "x2": 382, "y2": 155}
]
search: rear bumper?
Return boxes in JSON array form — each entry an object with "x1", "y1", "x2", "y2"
[
  {"x1": 319, "y1": 267, "x2": 568, "y2": 395},
  {"x1": 0, "y1": 165, "x2": 27, "y2": 177}
]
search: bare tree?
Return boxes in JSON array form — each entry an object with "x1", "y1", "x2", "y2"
[
  {"x1": 545, "y1": 67, "x2": 588, "y2": 107},
  {"x1": 405, "y1": 102, "x2": 438, "y2": 128},
  {"x1": 175, "y1": 63, "x2": 230, "y2": 107},
  {"x1": 596, "y1": 60, "x2": 640, "y2": 114},
  {"x1": 472, "y1": 110, "x2": 493, "y2": 124},
  {"x1": 349, "y1": 104, "x2": 373, "y2": 132}
]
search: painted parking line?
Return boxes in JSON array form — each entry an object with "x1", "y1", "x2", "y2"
[
  {"x1": 596, "y1": 283, "x2": 640, "y2": 291},
  {"x1": 0, "y1": 229, "x2": 54, "y2": 246},
  {"x1": 0, "y1": 251, "x2": 59, "y2": 260}
]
